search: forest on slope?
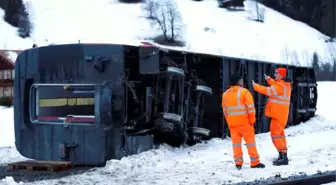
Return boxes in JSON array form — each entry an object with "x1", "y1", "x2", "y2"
[{"x1": 260, "y1": 0, "x2": 335, "y2": 38}]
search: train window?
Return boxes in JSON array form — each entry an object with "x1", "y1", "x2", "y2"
[
  {"x1": 4, "y1": 87, "x2": 9, "y2": 97},
  {"x1": 29, "y1": 84, "x2": 96, "y2": 125},
  {"x1": 310, "y1": 87, "x2": 314, "y2": 99}
]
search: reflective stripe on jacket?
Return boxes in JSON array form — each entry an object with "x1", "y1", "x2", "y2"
[
  {"x1": 221, "y1": 86, "x2": 256, "y2": 127},
  {"x1": 253, "y1": 78, "x2": 291, "y2": 124}
]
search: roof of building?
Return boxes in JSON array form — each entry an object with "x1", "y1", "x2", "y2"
[{"x1": 0, "y1": 50, "x2": 22, "y2": 70}]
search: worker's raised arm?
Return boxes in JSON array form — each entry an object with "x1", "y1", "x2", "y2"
[
  {"x1": 265, "y1": 74, "x2": 276, "y2": 85},
  {"x1": 253, "y1": 82, "x2": 283, "y2": 97},
  {"x1": 252, "y1": 82, "x2": 268, "y2": 96},
  {"x1": 267, "y1": 78, "x2": 276, "y2": 85}
]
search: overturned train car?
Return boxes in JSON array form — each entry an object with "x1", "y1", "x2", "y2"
[{"x1": 13, "y1": 43, "x2": 317, "y2": 166}]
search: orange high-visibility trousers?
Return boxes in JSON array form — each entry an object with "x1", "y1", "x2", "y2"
[
  {"x1": 229, "y1": 124, "x2": 260, "y2": 166},
  {"x1": 270, "y1": 119, "x2": 287, "y2": 153}
]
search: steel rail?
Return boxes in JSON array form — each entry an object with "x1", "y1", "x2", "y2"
[
  {"x1": 267, "y1": 173, "x2": 336, "y2": 185},
  {"x1": 233, "y1": 172, "x2": 336, "y2": 185}
]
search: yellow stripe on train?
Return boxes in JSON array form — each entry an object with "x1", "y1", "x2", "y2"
[{"x1": 38, "y1": 98, "x2": 95, "y2": 107}]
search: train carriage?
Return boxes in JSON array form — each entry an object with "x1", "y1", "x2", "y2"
[{"x1": 13, "y1": 43, "x2": 317, "y2": 166}]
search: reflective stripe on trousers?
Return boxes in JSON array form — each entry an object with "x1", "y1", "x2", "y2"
[
  {"x1": 232, "y1": 142, "x2": 259, "y2": 163},
  {"x1": 250, "y1": 156, "x2": 259, "y2": 162},
  {"x1": 272, "y1": 135, "x2": 286, "y2": 140},
  {"x1": 234, "y1": 156, "x2": 259, "y2": 163},
  {"x1": 271, "y1": 135, "x2": 287, "y2": 152},
  {"x1": 233, "y1": 142, "x2": 256, "y2": 148},
  {"x1": 223, "y1": 87, "x2": 256, "y2": 116},
  {"x1": 235, "y1": 156, "x2": 243, "y2": 163}
]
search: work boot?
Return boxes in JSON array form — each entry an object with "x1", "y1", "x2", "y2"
[
  {"x1": 251, "y1": 162, "x2": 265, "y2": 168},
  {"x1": 273, "y1": 152, "x2": 289, "y2": 166},
  {"x1": 236, "y1": 164, "x2": 242, "y2": 170},
  {"x1": 272, "y1": 151, "x2": 281, "y2": 163}
]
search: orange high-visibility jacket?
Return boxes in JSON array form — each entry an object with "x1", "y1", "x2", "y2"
[
  {"x1": 221, "y1": 86, "x2": 256, "y2": 127},
  {"x1": 253, "y1": 78, "x2": 292, "y2": 124}
]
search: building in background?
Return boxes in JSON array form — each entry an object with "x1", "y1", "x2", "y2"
[{"x1": 0, "y1": 50, "x2": 21, "y2": 99}]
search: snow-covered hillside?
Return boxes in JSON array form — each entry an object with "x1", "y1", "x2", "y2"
[
  {"x1": 1, "y1": 82, "x2": 336, "y2": 185},
  {"x1": 1, "y1": 0, "x2": 336, "y2": 66}
]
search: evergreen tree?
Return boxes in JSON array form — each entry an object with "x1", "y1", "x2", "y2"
[
  {"x1": 322, "y1": 62, "x2": 332, "y2": 80},
  {"x1": 0, "y1": 0, "x2": 9, "y2": 10}
]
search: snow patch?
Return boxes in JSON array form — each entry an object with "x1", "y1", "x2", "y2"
[
  {"x1": 2, "y1": 0, "x2": 332, "y2": 66},
  {"x1": 322, "y1": 182, "x2": 336, "y2": 185},
  {"x1": 0, "y1": 82, "x2": 335, "y2": 184},
  {"x1": 5, "y1": 51, "x2": 18, "y2": 63},
  {"x1": 0, "y1": 177, "x2": 22, "y2": 185},
  {"x1": 0, "y1": 107, "x2": 15, "y2": 147}
]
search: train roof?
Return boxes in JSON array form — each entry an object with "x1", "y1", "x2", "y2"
[{"x1": 20, "y1": 42, "x2": 313, "y2": 69}]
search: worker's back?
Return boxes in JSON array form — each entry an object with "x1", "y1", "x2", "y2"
[{"x1": 222, "y1": 85, "x2": 255, "y2": 127}]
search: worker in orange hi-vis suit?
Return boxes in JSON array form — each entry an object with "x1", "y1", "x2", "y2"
[
  {"x1": 252, "y1": 67, "x2": 291, "y2": 166},
  {"x1": 222, "y1": 73, "x2": 265, "y2": 170}
]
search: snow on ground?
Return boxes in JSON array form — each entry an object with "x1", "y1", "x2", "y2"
[
  {"x1": 314, "y1": 82, "x2": 336, "y2": 121},
  {"x1": 1, "y1": 0, "x2": 336, "y2": 66},
  {"x1": 0, "y1": 106, "x2": 15, "y2": 147},
  {"x1": 0, "y1": 82, "x2": 335, "y2": 185},
  {"x1": 0, "y1": 106, "x2": 27, "y2": 165}
]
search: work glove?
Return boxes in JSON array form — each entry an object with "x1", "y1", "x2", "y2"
[
  {"x1": 264, "y1": 74, "x2": 270, "y2": 80},
  {"x1": 252, "y1": 80, "x2": 256, "y2": 86}
]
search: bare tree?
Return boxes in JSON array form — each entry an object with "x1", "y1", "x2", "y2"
[
  {"x1": 300, "y1": 50, "x2": 310, "y2": 67},
  {"x1": 333, "y1": 59, "x2": 336, "y2": 81},
  {"x1": 254, "y1": 0, "x2": 265, "y2": 22},
  {"x1": 141, "y1": 0, "x2": 159, "y2": 19},
  {"x1": 327, "y1": 43, "x2": 336, "y2": 63},
  {"x1": 280, "y1": 46, "x2": 290, "y2": 65},
  {"x1": 143, "y1": 0, "x2": 183, "y2": 43},
  {"x1": 290, "y1": 50, "x2": 300, "y2": 66}
]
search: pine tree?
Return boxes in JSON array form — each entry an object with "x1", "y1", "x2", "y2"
[
  {"x1": 0, "y1": 0, "x2": 9, "y2": 10},
  {"x1": 322, "y1": 62, "x2": 332, "y2": 80}
]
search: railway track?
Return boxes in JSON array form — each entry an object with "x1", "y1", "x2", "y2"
[
  {"x1": 2, "y1": 167, "x2": 335, "y2": 184},
  {"x1": 268, "y1": 173, "x2": 336, "y2": 185},
  {"x1": 233, "y1": 171, "x2": 336, "y2": 185},
  {"x1": 1, "y1": 158, "x2": 335, "y2": 184},
  {"x1": 0, "y1": 164, "x2": 94, "y2": 183}
]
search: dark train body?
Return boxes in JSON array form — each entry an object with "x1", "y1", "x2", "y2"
[{"x1": 13, "y1": 43, "x2": 317, "y2": 166}]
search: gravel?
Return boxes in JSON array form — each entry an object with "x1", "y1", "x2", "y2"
[
  {"x1": 229, "y1": 170, "x2": 336, "y2": 185},
  {"x1": 0, "y1": 164, "x2": 95, "y2": 183},
  {"x1": 1, "y1": 162, "x2": 335, "y2": 185}
]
